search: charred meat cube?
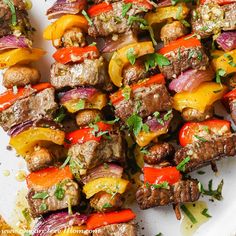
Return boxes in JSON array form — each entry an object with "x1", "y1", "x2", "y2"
[
  {"x1": 191, "y1": 2, "x2": 236, "y2": 38},
  {"x1": 93, "y1": 222, "x2": 137, "y2": 236},
  {"x1": 50, "y1": 57, "x2": 113, "y2": 91},
  {"x1": 136, "y1": 179, "x2": 200, "y2": 210},
  {"x1": 0, "y1": 0, "x2": 34, "y2": 38},
  {"x1": 88, "y1": 1, "x2": 148, "y2": 38},
  {"x1": 0, "y1": 87, "x2": 58, "y2": 131},
  {"x1": 174, "y1": 133, "x2": 236, "y2": 173},
  {"x1": 90, "y1": 191, "x2": 124, "y2": 212},
  {"x1": 159, "y1": 45, "x2": 209, "y2": 80},
  {"x1": 27, "y1": 179, "x2": 80, "y2": 218},
  {"x1": 68, "y1": 129, "x2": 125, "y2": 175},
  {"x1": 143, "y1": 143, "x2": 175, "y2": 165},
  {"x1": 181, "y1": 107, "x2": 214, "y2": 122},
  {"x1": 112, "y1": 83, "x2": 172, "y2": 122}
]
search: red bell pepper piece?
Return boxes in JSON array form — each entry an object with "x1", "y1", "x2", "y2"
[
  {"x1": 110, "y1": 74, "x2": 165, "y2": 105},
  {"x1": 86, "y1": 209, "x2": 136, "y2": 230},
  {"x1": 223, "y1": 89, "x2": 236, "y2": 103},
  {"x1": 26, "y1": 166, "x2": 73, "y2": 189},
  {"x1": 179, "y1": 119, "x2": 231, "y2": 147},
  {"x1": 53, "y1": 46, "x2": 99, "y2": 64},
  {"x1": 65, "y1": 121, "x2": 112, "y2": 147},
  {"x1": 0, "y1": 83, "x2": 52, "y2": 112},
  {"x1": 124, "y1": 0, "x2": 153, "y2": 10},
  {"x1": 200, "y1": 0, "x2": 236, "y2": 5},
  {"x1": 143, "y1": 167, "x2": 181, "y2": 185},
  {"x1": 88, "y1": 2, "x2": 113, "y2": 17},
  {"x1": 158, "y1": 34, "x2": 201, "y2": 55}
]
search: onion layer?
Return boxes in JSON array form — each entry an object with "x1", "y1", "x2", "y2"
[
  {"x1": 0, "y1": 36, "x2": 31, "y2": 51},
  {"x1": 169, "y1": 67, "x2": 215, "y2": 93},
  {"x1": 216, "y1": 31, "x2": 236, "y2": 52},
  {"x1": 33, "y1": 212, "x2": 87, "y2": 236},
  {"x1": 81, "y1": 163, "x2": 123, "y2": 184},
  {"x1": 47, "y1": 0, "x2": 87, "y2": 19}
]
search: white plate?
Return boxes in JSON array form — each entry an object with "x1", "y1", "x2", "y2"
[{"x1": 0, "y1": 1, "x2": 236, "y2": 235}]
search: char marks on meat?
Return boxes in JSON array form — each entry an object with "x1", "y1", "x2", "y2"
[
  {"x1": 50, "y1": 57, "x2": 113, "y2": 91},
  {"x1": 88, "y1": 1, "x2": 145, "y2": 37},
  {"x1": 27, "y1": 179, "x2": 80, "y2": 218},
  {"x1": 68, "y1": 129, "x2": 125, "y2": 175},
  {"x1": 191, "y1": 2, "x2": 236, "y2": 38},
  {"x1": 114, "y1": 84, "x2": 172, "y2": 121},
  {"x1": 159, "y1": 47, "x2": 209, "y2": 79},
  {"x1": 0, "y1": 88, "x2": 58, "y2": 131},
  {"x1": 136, "y1": 179, "x2": 200, "y2": 209},
  {"x1": 174, "y1": 134, "x2": 236, "y2": 173},
  {"x1": 93, "y1": 222, "x2": 137, "y2": 236}
]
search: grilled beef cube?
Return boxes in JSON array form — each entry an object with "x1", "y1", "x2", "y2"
[
  {"x1": 50, "y1": 57, "x2": 113, "y2": 91},
  {"x1": 143, "y1": 143, "x2": 175, "y2": 165},
  {"x1": 68, "y1": 129, "x2": 125, "y2": 175},
  {"x1": 174, "y1": 134, "x2": 236, "y2": 173},
  {"x1": 93, "y1": 222, "x2": 137, "y2": 236},
  {"x1": 136, "y1": 179, "x2": 200, "y2": 210},
  {"x1": 159, "y1": 47, "x2": 209, "y2": 79},
  {"x1": 160, "y1": 21, "x2": 188, "y2": 45},
  {"x1": 113, "y1": 84, "x2": 172, "y2": 121},
  {"x1": 122, "y1": 60, "x2": 149, "y2": 86},
  {"x1": 0, "y1": 88, "x2": 57, "y2": 131},
  {"x1": 88, "y1": 2, "x2": 145, "y2": 38},
  {"x1": 90, "y1": 192, "x2": 124, "y2": 212},
  {"x1": 228, "y1": 99, "x2": 236, "y2": 125},
  {"x1": 27, "y1": 179, "x2": 80, "y2": 218},
  {"x1": 0, "y1": 0, "x2": 34, "y2": 38},
  {"x1": 192, "y1": 2, "x2": 236, "y2": 38},
  {"x1": 181, "y1": 107, "x2": 214, "y2": 122}
]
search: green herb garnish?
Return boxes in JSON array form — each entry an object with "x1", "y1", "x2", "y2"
[
  {"x1": 126, "y1": 114, "x2": 143, "y2": 136},
  {"x1": 127, "y1": 15, "x2": 148, "y2": 25},
  {"x1": 102, "y1": 203, "x2": 113, "y2": 209},
  {"x1": 145, "y1": 53, "x2": 170, "y2": 71},
  {"x1": 181, "y1": 204, "x2": 197, "y2": 224},
  {"x1": 127, "y1": 48, "x2": 136, "y2": 65},
  {"x1": 60, "y1": 156, "x2": 71, "y2": 169},
  {"x1": 75, "y1": 100, "x2": 85, "y2": 110},
  {"x1": 32, "y1": 192, "x2": 49, "y2": 200},
  {"x1": 176, "y1": 156, "x2": 191, "y2": 172},
  {"x1": 152, "y1": 181, "x2": 169, "y2": 189},
  {"x1": 39, "y1": 203, "x2": 48, "y2": 211},
  {"x1": 194, "y1": 135, "x2": 207, "y2": 142},
  {"x1": 122, "y1": 85, "x2": 131, "y2": 100},
  {"x1": 163, "y1": 110, "x2": 172, "y2": 121},
  {"x1": 201, "y1": 208, "x2": 212, "y2": 218},
  {"x1": 216, "y1": 69, "x2": 226, "y2": 84},
  {"x1": 82, "y1": 10, "x2": 93, "y2": 26},
  {"x1": 122, "y1": 3, "x2": 132, "y2": 17},
  {"x1": 54, "y1": 107, "x2": 67, "y2": 123},
  {"x1": 4, "y1": 0, "x2": 17, "y2": 26},
  {"x1": 54, "y1": 183, "x2": 65, "y2": 200}
]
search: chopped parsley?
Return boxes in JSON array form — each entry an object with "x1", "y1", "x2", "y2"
[
  {"x1": 22, "y1": 208, "x2": 31, "y2": 225},
  {"x1": 194, "y1": 135, "x2": 207, "y2": 142},
  {"x1": 176, "y1": 4, "x2": 183, "y2": 20},
  {"x1": 126, "y1": 47, "x2": 136, "y2": 65},
  {"x1": 105, "y1": 117, "x2": 120, "y2": 124},
  {"x1": 103, "y1": 163, "x2": 109, "y2": 169},
  {"x1": 102, "y1": 203, "x2": 113, "y2": 209},
  {"x1": 155, "y1": 233, "x2": 163, "y2": 236},
  {"x1": 60, "y1": 156, "x2": 71, "y2": 169},
  {"x1": 197, "y1": 170, "x2": 205, "y2": 175},
  {"x1": 176, "y1": 156, "x2": 191, "y2": 172},
  {"x1": 4, "y1": 0, "x2": 17, "y2": 26},
  {"x1": 39, "y1": 203, "x2": 48, "y2": 211},
  {"x1": 201, "y1": 208, "x2": 212, "y2": 218},
  {"x1": 75, "y1": 100, "x2": 85, "y2": 110},
  {"x1": 140, "y1": 146, "x2": 150, "y2": 155},
  {"x1": 127, "y1": 15, "x2": 148, "y2": 25},
  {"x1": 145, "y1": 53, "x2": 170, "y2": 71},
  {"x1": 198, "y1": 179, "x2": 224, "y2": 201},
  {"x1": 181, "y1": 204, "x2": 197, "y2": 224},
  {"x1": 152, "y1": 181, "x2": 169, "y2": 189},
  {"x1": 32, "y1": 192, "x2": 49, "y2": 200},
  {"x1": 122, "y1": 85, "x2": 131, "y2": 100},
  {"x1": 224, "y1": 54, "x2": 236, "y2": 67},
  {"x1": 188, "y1": 49, "x2": 195, "y2": 60},
  {"x1": 216, "y1": 69, "x2": 226, "y2": 84},
  {"x1": 163, "y1": 110, "x2": 172, "y2": 121},
  {"x1": 126, "y1": 114, "x2": 143, "y2": 136},
  {"x1": 180, "y1": 19, "x2": 190, "y2": 27},
  {"x1": 54, "y1": 107, "x2": 67, "y2": 123},
  {"x1": 122, "y1": 3, "x2": 132, "y2": 17},
  {"x1": 54, "y1": 183, "x2": 65, "y2": 200},
  {"x1": 82, "y1": 10, "x2": 93, "y2": 26}
]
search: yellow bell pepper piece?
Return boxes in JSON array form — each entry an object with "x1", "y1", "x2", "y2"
[
  {"x1": 9, "y1": 127, "x2": 65, "y2": 157},
  {"x1": 0, "y1": 48, "x2": 45, "y2": 69},
  {"x1": 108, "y1": 42, "x2": 154, "y2": 87},
  {"x1": 212, "y1": 49, "x2": 236, "y2": 75},
  {"x1": 54, "y1": 226, "x2": 87, "y2": 236},
  {"x1": 43, "y1": 15, "x2": 88, "y2": 41},
  {"x1": 145, "y1": 3, "x2": 190, "y2": 26},
  {"x1": 63, "y1": 93, "x2": 107, "y2": 113},
  {"x1": 136, "y1": 125, "x2": 169, "y2": 147},
  {"x1": 83, "y1": 177, "x2": 129, "y2": 199},
  {"x1": 173, "y1": 82, "x2": 228, "y2": 113}
]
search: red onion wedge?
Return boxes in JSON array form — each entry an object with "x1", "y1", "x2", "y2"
[
  {"x1": 216, "y1": 31, "x2": 236, "y2": 52},
  {"x1": 60, "y1": 87, "x2": 98, "y2": 104},
  {"x1": 81, "y1": 163, "x2": 123, "y2": 184},
  {"x1": 0, "y1": 35, "x2": 31, "y2": 51},
  {"x1": 46, "y1": 0, "x2": 87, "y2": 19},
  {"x1": 102, "y1": 32, "x2": 138, "y2": 53},
  {"x1": 8, "y1": 120, "x2": 34, "y2": 137},
  {"x1": 169, "y1": 67, "x2": 215, "y2": 93},
  {"x1": 33, "y1": 211, "x2": 87, "y2": 236},
  {"x1": 156, "y1": 0, "x2": 172, "y2": 8},
  {"x1": 145, "y1": 111, "x2": 173, "y2": 132}
]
